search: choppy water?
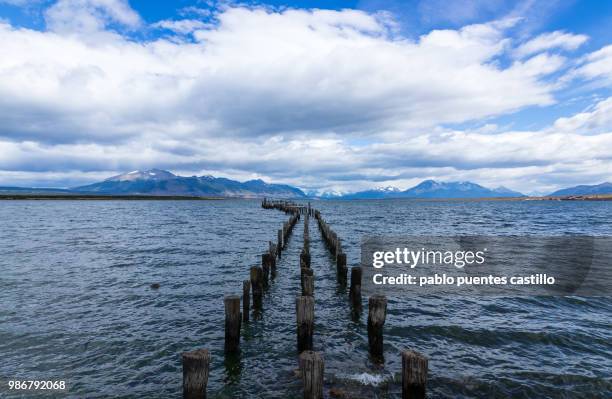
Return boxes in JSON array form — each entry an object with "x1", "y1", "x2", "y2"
[{"x1": 0, "y1": 199, "x2": 611, "y2": 398}]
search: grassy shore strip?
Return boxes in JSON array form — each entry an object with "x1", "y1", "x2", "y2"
[{"x1": 0, "y1": 194, "x2": 224, "y2": 200}]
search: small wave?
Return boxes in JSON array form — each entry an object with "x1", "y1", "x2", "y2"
[{"x1": 346, "y1": 372, "x2": 388, "y2": 386}]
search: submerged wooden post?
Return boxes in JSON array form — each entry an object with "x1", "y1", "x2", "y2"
[
  {"x1": 296, "y1": 296, "x2": 314, "y2": 352},
  {"x1": 336, "y1": 253, "x2": 347, "y2": 283},
  {"x1": 182, "y1": 348, "x2": 210, "y2": 399},
  {"x1": 242, "y1": 280, "x2": 250, "y2": 322},
  {"x1": 402, "y1": 350, "x2": 428, "y2": 399},
  {"x1": 250, "y1": 266, "x2": 263, "y2": 309},
  {"x1": 224, "y1": 295, "x2": 241, "y2": 353},
  {"x1": 299, "y1": 351, "x2": 324, "y2": 399},
  {"x1": 367, "y1": 295, "x2": 387, "y2": 359},
  {"x1": 277, "y1": 229, "x2": 283, "y2": 258},
  {"x1": 302, "y1": 275, "x2": 314, "y2": 297},
  {"x1": 349, "y1": 266, "x2": 362, "y2": 307}
]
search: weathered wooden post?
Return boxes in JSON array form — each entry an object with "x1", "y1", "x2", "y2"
[
  {"x1": 242, "y1": 280, "x2": 250, "y2": 322},
  {"x1": 262, "y1": 254, "x2": 271, "y2": 285},
  {"x1": 349, "y1": 267, "x2": 362, "y2": 307},
  {"x1": 224, "y1": 295, "x2": 241, "y2": 353},
  {"x1": 277, "y1": 229, "x2": 283, "y2": 258},
  {"x1": 296, "y1": 296, "x2": 314, "y2": 352},
  {"x1": 182, "y1": 349, "x2": 210, "y2": 399},
  {"x1": 299, "y1": 351, "x2": 324, "y2": 399},
  {"x1": 301, "y1": 267, "x2": 313, "y2": 292},
  {"x1": 402, "y1": 350, "x2": 428, "y2": 399},
  {"x1": 250, "y1": 266, "x2": 263, "y2": 309},
  {"x1": 367, "y1": 295, "x2": 387, "y2": 360},
  {"x1": 300, "y1": 250, "x2": 311, "y2": 269},
  {"x1": 302, "y1": 275, "x2": 314, "y2": 297},
  {"x1": 336, "y1": 253, "x2": 347, "y2": 283}
]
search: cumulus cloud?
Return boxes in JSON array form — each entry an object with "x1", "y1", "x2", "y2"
[{"x1": 0, "y1": 3, "x2": 609, "y2": 193}]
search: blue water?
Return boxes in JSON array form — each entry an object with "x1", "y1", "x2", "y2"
[{"x1": 0, "y1": 199, "x2": 611, "y2": 398}]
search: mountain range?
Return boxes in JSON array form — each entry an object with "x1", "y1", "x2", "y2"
[
  {"x1": 70, "y1": 169, "x2": 307, "y2": 198},
  {"x1": 0, "y1": 169, "x2": 610, "y2": 199},
  {"x1": 549, "y1": 182, "x2": 612, "y2": 197},
  {"x1": 329, "y1": 180, "x2": 525, "y2": 199}
]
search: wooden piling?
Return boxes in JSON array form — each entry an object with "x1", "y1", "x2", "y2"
[
  {"x1": 224, "y1": 295, "x2": 241, "y2": 353},
  {"x1": 302, "y1": 275, "x2": 314, "y2": 297},
  {"x1": 299, "y1": 351, "x2": 324, "y2": 399},
  {"x1": 300, "y1": 250, "x2": 311, "y2": 269},
  {"x1": 349, "y1": 266, "x2": 362, "y2": 307},
  {"x1": 182, "y1": 349, "x2": 210, "y2": 399},
  {"x1": 242, "y1": 280, "x2": 250, "y2": 322},
  {"x1": 277, "y1": 229, "x2": 283, "y2": 258},
  {"x1": 301, "y1": 267, "x2": 313, "y2": 292},
  {"x1": 262, "y1": 253, "x2": 271, "y2": 285},
  {"x1": 250, "y1": 266, "x2": 263, "y2": 309},
  {"x1": 367, "y1": 295, "x2": 387, "y2": 360},
  {"x1": 401, "y1": 350, "x2": 428, "y2": 399},
  {"x1": 336, "y1": 253, "x2": 347, "y2": 283},
  {"x1": 296, "y1": 296, "x2": 314, "y2": 352}
]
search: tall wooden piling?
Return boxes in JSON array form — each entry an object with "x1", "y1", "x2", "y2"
[
  {"x1": 302, "y1": 275, "x2": 314, "y2": 297},
  {"x1": 250, "y1": 266, "x2": 263, "y2": 309},
  {"x1": 300, "y1": 250, "x2": 311, "y2": 269},
  {"x1": 401, "y1": 350, "x2": 428, "y2": 399},
  {"x1": 299, "y1": 351, "x2": 324, "y2": 399},
  {"x1": 242, "y1": 280, "x2": 250, "y2": 322},
  {"x1": 367, "y1": 295, "x2": 387, "y2": 360},
  {"x1": 349, "y1": 267, "x2": 362, "y2": 307},
  {"x1": 224, "y1": 295, "x2": 241, "y2": 353},
  {"x1": 296, "y1": 296, "x2": 314, "y2": 352},
  {"x1": 182, "y1": 349, "x2": 210, "y2": 399}
]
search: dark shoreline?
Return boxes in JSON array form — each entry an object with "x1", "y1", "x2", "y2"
[{"x1": 0, "y1": 194, "x2": 224, "y2": 200}]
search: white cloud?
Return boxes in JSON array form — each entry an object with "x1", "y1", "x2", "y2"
[
  {"x1": 514, "y1": 30, "x2": 588, "y2": 58},
  {"x1": 553, "y1": 97, "x2": 612, "y2": 134},
  {"x1": 45, "y1": 0, "x2": 142, "y2": 33},
  {"x1": 576, "y1": 44, "x2": 612, "y2": 85},
  {"x1": 152, "y1": 19, "x2": 211, "y2": 35}
]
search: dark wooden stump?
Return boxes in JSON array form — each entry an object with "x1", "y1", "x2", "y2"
[
  {"x1": 296, "y1": 296, "x2": 314, "y2": 352},
  {"x1": 224, "y1": 295, "x2": 241, "y2": 353},
  {"x1": 367, "y1": 295, "x2": 387, "y2": 360},
  {"x1": 336, "y1": 253, "x2": 347, "y2": 284},
  {"x1": 300, "y1": 250, "x2": 311, "y2": 269},
  {"x1": 402, "y1": 350, "x2": 428, "y2": 399},
  {"x1": 262, "y1": 253, "x2": 271, "y2": 285},
  {"x1": 242, "y1": 280, "x2": 250, "y2": 322},
  {"x1": 299, "y1": 350, "x2": 324, "y2": 399},
  {"x1": 349, "y1": 266, "x2": 362, "y2": 307},
  {"x1": 250, "y1": 266, "x2": 263, "y2": 309},
  {"x1": 182, "y1": 348, "x2": 210, "y2": 399},
  {"x1": 277, "y1": 229, "x2": 283, "y2": 258}
]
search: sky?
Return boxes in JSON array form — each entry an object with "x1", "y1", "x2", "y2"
[{"x1": 0, "y1": 0, "x2": 611, "y2": 195}]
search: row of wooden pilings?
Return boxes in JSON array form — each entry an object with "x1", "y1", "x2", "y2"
[
  {"x1": 181, "y1": 202, "x2": 300, "y2": 399},
  {"x1": 180, "y1": 199, "x2": 428, "y2": 399}
]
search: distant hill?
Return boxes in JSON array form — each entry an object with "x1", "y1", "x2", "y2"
[
  {"x1": 72, "y1": 169, "x2": 306, "y2": 198},
  {"x1": 549, "y1": 182, "x2": 612, "y2": 196},
  {"x1": 0, "y1": 169, "x2": 306, "y2": 199},
  {"x1": 335, "y1": 180, "x2": 524, "y2": 199}
]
